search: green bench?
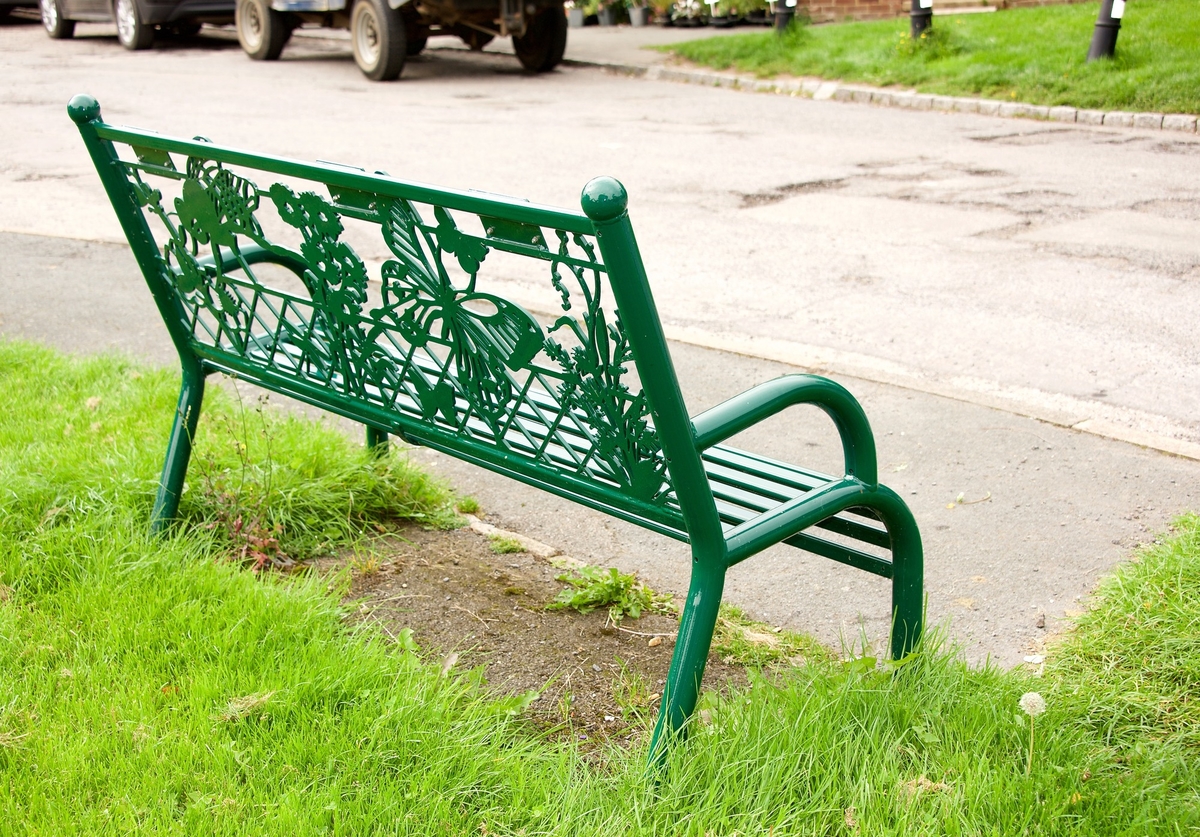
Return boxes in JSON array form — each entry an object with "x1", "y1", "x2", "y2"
[{"x1": 69, "y1": 93, "x2": 923, "y2": 766}]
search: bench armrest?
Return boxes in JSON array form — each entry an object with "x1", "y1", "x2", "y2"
[
  {"x1": 724, "y1": 477, "x2": 868, "y2": 566},
  {"x1": 690, "y1": 374, "x2": 878, "y2": 485},
  {"x1": 195, "y1": 243, "x2": 309, "y2": 277}
]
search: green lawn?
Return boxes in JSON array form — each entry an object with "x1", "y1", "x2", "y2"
[
  {"x1": 666, "y1": 0, "x2": 1200, "y2": 114},
  {"x1": 2, "y1": 340, "x2": 1198, "y2": 834}
]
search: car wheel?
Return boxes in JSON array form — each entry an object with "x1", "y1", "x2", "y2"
[
  {"x1": 40, "y1": 0, "x2": 75, "y2": 39},
  {"x1": 115, "y1": 0, "x2": 154, "y2": 50},
  {"x1": 513, "y1": 5, "x2": 566, "y2": 73},
  {"x1": 237, "y1": 0, "x2": 287, "y2": 60},
  {"x1": 351, "y1": 0, "x2": 404, "y2": 82}
]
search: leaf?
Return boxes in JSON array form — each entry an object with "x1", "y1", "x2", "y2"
[{"x1": 434, "y1": 206, "x2": 489, "y2": 274}]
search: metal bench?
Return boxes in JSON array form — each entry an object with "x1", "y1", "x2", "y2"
[{"x1": 69, "y1": 93, "x2": 923, "y2": 766}]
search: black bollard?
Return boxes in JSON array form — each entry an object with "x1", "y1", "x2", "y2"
[
  {"x1": 1087, "y1": 0, "x2": 1125, "y2": 61},
  {"x1": 907, "y1": 0, "x2": 936, "y2": 38},
  {"x1": 774, "y1": 0, "x2": 794, "y2": 31},
  {"x1": 910, "y1": 0, "x2": 932, "y2": 38}
]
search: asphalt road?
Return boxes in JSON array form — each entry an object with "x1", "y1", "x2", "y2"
[{"x1": 2, "y1": 15, "x2": 1198, "y2": 665}]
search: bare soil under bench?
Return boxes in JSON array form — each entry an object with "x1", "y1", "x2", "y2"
[{"x1": 316, "y1": 520, "x2": 748, "y2": 749}]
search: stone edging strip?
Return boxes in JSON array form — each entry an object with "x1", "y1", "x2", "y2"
[{"x1": 568, "y1": 58, "x2": 1200, "y2": 133}]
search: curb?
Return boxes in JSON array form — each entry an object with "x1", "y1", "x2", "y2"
[{"x1": 568, "y1": 58, "x2": 1200, "y2": 134}]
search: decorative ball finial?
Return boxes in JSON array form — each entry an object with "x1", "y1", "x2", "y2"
[
  {"x1": 67, "y1": 94, "x2": 101, "y2": 124},
  {"x1": 580, "y1": 176, "x2": 628, "y2": 222}
]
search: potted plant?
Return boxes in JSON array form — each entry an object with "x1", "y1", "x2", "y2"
[
  {"x1": 649, "y1": 0, "x2": 672, "y2": 23},
  {"x1": 628, "y1": 0, "x2": 651, "y2": 25},
  {"x1": 743, "y1": 0, "x2": 771, "y2": 24},
  {"x1": 670, "y1": 0, "x2": 705, "y2": 25},
  {"x1": 565, "y1": 0, "x2": 586, "y2": 26}
]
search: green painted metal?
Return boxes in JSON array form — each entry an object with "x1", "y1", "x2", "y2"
[
  {"x1": 366, "y1": 425, "x2": 390, "y2": 455},
  {"x1": 69, "y1": 93, "x2": 924, "y2": 771}
]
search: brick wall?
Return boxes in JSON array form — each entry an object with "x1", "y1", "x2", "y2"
[
  {"x1": 799, "y1": 0, "x2": 1087, "y2": 24},
  {"x1": 802, "y1": 0, "x2": 905, "y2": 23}
]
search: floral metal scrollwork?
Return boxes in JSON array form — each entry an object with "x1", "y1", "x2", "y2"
[{"x1": 118, "y1": 151, "x2": 674, "y2": 509}]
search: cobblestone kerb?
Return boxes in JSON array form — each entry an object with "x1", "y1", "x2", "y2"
[{"x1": 570, "y1": 59, "x2": 1200, "y2": 134}]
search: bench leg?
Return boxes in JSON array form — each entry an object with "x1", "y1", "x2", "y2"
[
  {"x1": 150, "y1": 363, "x2": 206, "y2": 536},
  {"x1": 646, "y1": 560, "x2": 725, "y2": 771},
  {"x1": 868, "y1": 487, "x2": 925, "y2": 660},
  {"x1": 366, "y1": 426, "x2": 389, "y2": 455}
]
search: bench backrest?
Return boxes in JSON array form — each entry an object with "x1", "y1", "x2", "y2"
[{"x1": 69, "y1": 95, "x2": 723, "y2": 547}]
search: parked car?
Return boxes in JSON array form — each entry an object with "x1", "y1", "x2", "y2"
[
  {"x1": 234, "y1": 0, "x2": 567, "y2": 81},
  {"x1": 39, "y1": 0, "x2": 233, "y2": 49}
]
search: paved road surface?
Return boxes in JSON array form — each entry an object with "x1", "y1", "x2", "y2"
[{"x1": 2, "y1": 16, "x2": 1198, "y2": 665}]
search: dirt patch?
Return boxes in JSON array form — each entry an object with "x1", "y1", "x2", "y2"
[{"x1": 315, "y1": 520, "x2": 747, "y2": 749}]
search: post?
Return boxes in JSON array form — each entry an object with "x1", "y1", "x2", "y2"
[
  {"x1": 910, "y1": 0, "x2": 931, "y2": 38},
  {"x1": 773, "y1": 0, "x2": 794, "y2": 31},
  {"x1": 366, "y1": 425, "x2": 389, "y2": 455},
  {"x1": 1087, "y1": 0, "x2": 1124, "y2": 62}
]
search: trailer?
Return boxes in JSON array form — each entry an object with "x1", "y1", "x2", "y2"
[{"x1": 235, "y1": 0, "x2": 566, "y2": 80}]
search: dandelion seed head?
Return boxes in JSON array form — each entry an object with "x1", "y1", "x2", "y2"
[{"x1": 1019, "y1": 691, "x2": 1046, "y2": 717}]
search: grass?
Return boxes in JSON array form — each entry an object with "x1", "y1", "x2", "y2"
[
  {"x1": 2, "y1": 339, "x2": 1199, "y2": 833},
  {"x1": 489, "y1": 533, "x2": 528, "y2": 554},
  {"x1": 666, "y1": 0, "x2": 1200, "y2": 114}
]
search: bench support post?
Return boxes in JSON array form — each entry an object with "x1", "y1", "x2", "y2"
[
  {"x1": 366, "y1": 426, "x2": 389, "y2": 455},
  {"x1": 151, "y1": 361, "x2": 206, "y2": 535},
  {"x1": 873, "y1": 488, "x2": 924, "y2": 661},
  {"x1": 646, "y1": 558, "x2": 726, "y2": 770}
]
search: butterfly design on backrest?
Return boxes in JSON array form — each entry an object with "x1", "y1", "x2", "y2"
[{"x1": 369, "y1": 198, "x2": 545, "y2": 440}]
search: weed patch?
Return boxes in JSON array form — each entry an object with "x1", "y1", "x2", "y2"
[
  {"x1": 547, "y1": 564, "x2": 674, "y2": 623},
  {"x1": 488, "y1": 533, "x2": 527, "y2": 554}
]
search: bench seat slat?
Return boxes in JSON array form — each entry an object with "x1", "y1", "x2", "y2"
[
  {"x1": 703, "y1": 459, "x2": 892, "y2": 549},
  {"x1": 238, "y1": 329, "x2": 893, "y2": 558}
]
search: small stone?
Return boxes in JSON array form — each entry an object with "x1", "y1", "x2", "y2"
[
  {"x1": 1133, "y1": 112, "x2": 1164, "y2": 130},
  {"x1": 648, "y1": 636, "x2": 663, "y2": 647},
  {"x1": 1163, "y1": 114, "x2": 1198, "y2": 133},
  {"x1": 592, "y1": 664, "x2": 602, "y2": 672}
]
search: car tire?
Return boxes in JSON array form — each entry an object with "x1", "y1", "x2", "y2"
[
  {"x1": 513, "y1": 5, "x2": 566, "y2": 73},
  {"x1": 351, "y1": 0, "x2": 405, "y2": 82},
  {"x1": 237, "y1": 0, "x2": 287, "y2": 60},
  {"x1": 115, "y1": 0, "x2": 155, "y2": 50},
  {"x1": 40, "y1": 0, "x2": 75, "y2": 39}
]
